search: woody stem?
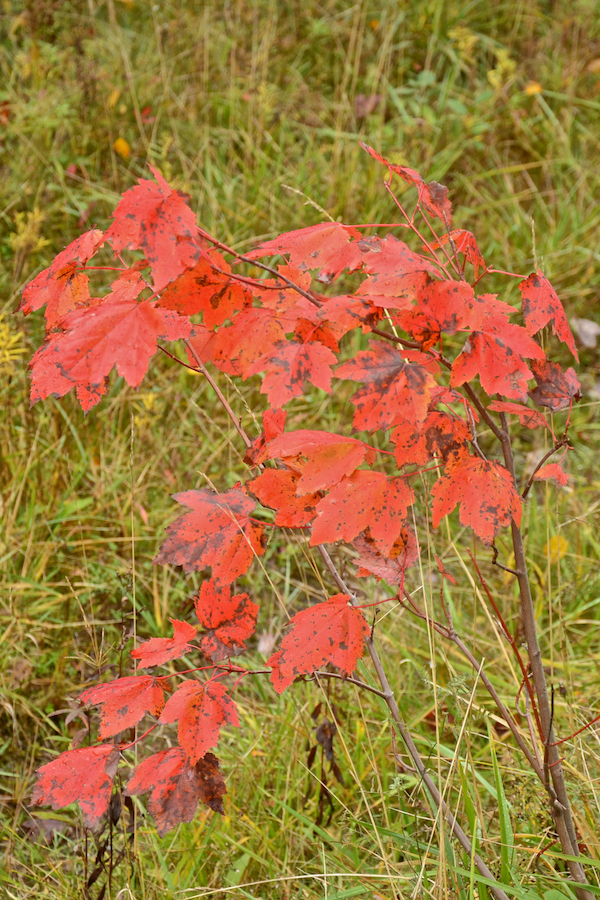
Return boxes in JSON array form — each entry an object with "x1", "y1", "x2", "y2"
[{"x1": 497, "y1": 412, "x2": 592, "y2": 899}]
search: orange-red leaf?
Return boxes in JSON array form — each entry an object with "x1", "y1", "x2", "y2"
[
  {"x1": 20, "y1": 229, "x2": 104, "y2": 330},
  {"x1": 105, "y1": 165, "x2": 198, "y2": 291},
  {"x1": 533, "y1": 463, "x2": 568, "y2": 487},
  {"x1": 79, "y1": 675, "x2": 165, "y2": 738},
  {"x1": 244, "y1": 409, "x2": 287, "y2": 466},
  {"x1": 244, "y1": 338, "x2": 336, "y2": 408},
  {"x1": 131, "y1": 618, "x2": 197, "y2": 669},
  {"x1": 267, "y1": 594, "x2": 368, "y2": 693},
  {"x1": 194, "y1": 578, "x2": 259, "y2": 660},
  {"x1": 359, "y1": 144, "x2": 452, "y2": 224},
  {"x1": 159, "y1": 680, "x2": 239, "y2": 764},
  {"x1": 310, "y1": 470, "x2": 414, "y2": 555},
  {"x1": 248, "y1": 468, "x2": 320, "y2": 527},
  {"x1": 31, "y1": 745, "x2": 119, "y2": 829},
  {"x1": 431, "y1": 456, "x2": 522, "y2": 545},
  {"x1": 125, "y1": 748, "x2": 225, "y2": 836},
  {"x1": 246, "y1": 222, "x2": 362, "y2": 283},
  {"x1": 352, "y1": 528, "x2": 419, "y2": 584},
  {"x1": 158, "y1": 251, "x2": 252, "y2": 328},
  {"x1": 154, "y1": 488, "x2": 265, "y2": 580},
  {"x1": 336, "y1": 340, "x2": 435, "y2": 431},
  {"x1": 355, "y1": 235, "x2": 437, "y2": 306},
  {"x1": 266, "y1": 429, "x2": 373, "y2": 494},
  {"x1": 210, "y1": 308, "x2": 285, "y2": 376},
  {"x1": 519, "y1": 271, "x2": 578, "y2": 361},
  {"x1": 487, "y1": 400, "x2": 550, "y2": 431}
]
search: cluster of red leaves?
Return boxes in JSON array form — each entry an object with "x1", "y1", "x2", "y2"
[{"x1": 24, "y1": 150, "x2": 581, "y2": 835}]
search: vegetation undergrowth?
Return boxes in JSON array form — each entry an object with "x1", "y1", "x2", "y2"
[{"x1": 1, "y1": 2, "x2": 600, "y2": 899}]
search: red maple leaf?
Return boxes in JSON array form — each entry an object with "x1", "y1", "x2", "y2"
[
  {"x1": 336, "y1": 340, "x2": 435, "y2": 431},
  {"x1": 451, "y1": 315, "x2": 545, "y2": 401},
  {"x1": 125, "y1": 748, "x2": 226, "y2": 836},
  {"x1": 158, "y1": 251, "x2": 252, "y2": 328},
  {"x1": 20, "y1": 229, "x2": 104, "y2": 330},
  {"x1": 31, "y1": 745, "x2": 119, "y2": 829},
  {"x1": 79, "y1": 675, "x2": 166, "y2": 738},
  {"x1": 248, "y1": 469, "x2": 320, "y2": 527},
  {"x1": 431, "y1": 456, "x2": 522, "y2": 545},
  {"x1": 246, "y1": 222, "x2": 363, "y2": 284},
  {"x1": 315, "y1": 293, "x2": 383, "y2": 337},
  {"x1": 487, "y1": 400, "x2": 550, "y2": 431},
  {"x1": 355, "y1": 235, "x2": 438, "y2": 307},
  {"x1": 265, "y1": 429, "x2": 374, "y2": 493},
  {"x1": 310, "y1": 470, "x2": 414, "y2": 555},
  {"x1": 244, "y1": 409, "x2": 287, "y2": 466},
  {"x1": 29, "y1": 300, "x2": 192, "y2": 394},
  {"x1": 352, "y1": 527, "x2": 419, "y2": 584},
  {"x1": 359, "y1": 144, "x2": 453, "y2": 224},
  {"x1": 105, "y1": 165, "x2": 198, "y2": 291},
  {"x1": 194, "y1": 578, "x2": 259, "y2": 660},
  {"x1": 395, "y1": 279, "x2": 487, "y2": 350},
  {"x1": 424, "y1": 230, "x2": 485, "y2": 279},
  {"x1": 244, "y1": 337, "x2": 337, "y2": 408},
  {"x1": 267, "y1": 594, "x2": 369, "y2": 693},
  {"x1": 159, "y1": 680, "x2": 239, "y2": 764},
  {"x1": 391, "y1": 410, "x2": 472, "y2": 469},
  {"x1": 131, "y1": 618, "x2": 198, "y2": 669},
  {"x1": 154, "y1": 488, "x2": 265, "y2": 580},
  {"x1": 528, "y1": 359, "x2": 582, "y2": 411},
  {"x1": 533, "y1": 462, "x2": 568, "y2": 487},
  {"x1": 209, "y1": 308, "x2": 285, "y2": 376},
  {"x1": 519, "y1": 271, "x2": 578, "y2": 361}
]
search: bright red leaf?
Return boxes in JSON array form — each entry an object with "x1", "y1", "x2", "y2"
[
  {"x1": 244, "y1": 409, "x2": 287, "y2": 466},
  {"x1": 154, "y1": 488, "x2": 265, "y2": 580},
  {"x1": 158, "y1": 251, "x2": 252, "y2": 328},
  {"x1": 209, "y1": 308, "x2": 285, "y2": 376},
  {"x1": 132, "y1": 618, "x2": 197, "y2": 669},
  {"x1": 247, "y1": 222, "x2": 363, "y2": 283},
  {"x1": 248, "y1": 468, "x2": 320, "y2": 527},
  {"x1": 105, "y1": 165, "x2": 198, "y2": 291},
  {"x1": 519, "y1": 271, "x2": 578, "y2": 361},
  {"x1": 487, "y1": 400, "x2": 550, "y2": 431},
  {"x1": 125, "y1": 748, "x2": 226, "y2": 836},
  {"x1": 336, "y1": 340, "x2": 435, "y2": 431},
  {"x1": 20, "y1": 229, "x2": 104, "y2": 330},
  {"x1": 310, "y1": 470, "x2": 414, "y2": 555},
  {"x1": 194, "y1": 578, "x2": 259, "y2": 660},
  {"x1": 31, "y1": 745, "x2": 119, "y2": 829},
  {"x1": 431, "y1": 456, "x2": 522, "y2": 545},
  {"x1": 266, "y1": 429, "x2": 374, "y2": 494},
  {"x1": 267, "y1": 593, "x2": 368, "y2": 693},
  {"x1": 533, "y1": 462, "x2": 569, "y2": 487},
  {"x1": 244, "y1": 337, "x2": 337, "y2": 408},
  {"x1": 528, "y1": 359, "x2": 582, "y2": 411},
  {"x1": 29, "y1": 300, "x2": 192, "y2": 394},
  {"x1": 355, "y1": 235, "x2": 438, "y2": 306},
  {"x1": 159, "y1": 680, "x2": 239, "y2": 765},
  {"x1": 79, "y1": 675, "x2": 165, "y2": 738},
  {"x1": 451, "y1": 315, "x2": 545, "y2": 401}
]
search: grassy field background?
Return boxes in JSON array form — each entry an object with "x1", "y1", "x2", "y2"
[{"x1": 2, "y1": 1, "x2": 600, "y2": 898}]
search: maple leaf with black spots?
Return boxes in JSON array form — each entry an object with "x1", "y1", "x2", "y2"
[
  {"x1": 519, "y1": 271, "x2": 578, "y2": 361},
  {"x1": 159, "y1": 680, "x2": 239, "y2": 764},
  {"x1": 208, "y1": 308, "x2": 286, "y2": 376},
  {"x1": 20, "y1": 229, "x2": 104, "y2": 330},
  {"x1": 79, "y1": 675, "x2": 166, "y2": 738},
  {"x1": 528, "y1": 359, "x2": 582, "y2": 411},
  {"x1": 244, "y1": 337, "x2": 337, "y2": 408},
  {"x1": 310, "y1": 470, "x2": 414, "y2": 555},
  {"x1": 248, "y1": 468, "x2": 320, "y2": 527},
  {"x1": 355, "y1": 235, "x2": 438, "y2": 306},
  {"x1": 431, "y1": 456, "x2": 522, "y2": 545},
  {"x1": 246, "y1": 222, "x2": 363, "y2": 283},
  {"x1": 244, "y1": 409, "x2": 287, "y2": 466},
  {"x1": 31, "y1": 745, "x2": 120, "y2": 829},
  {"x1": 154, "y1": 488, "x2": 265, "y2": 580},
  {"x1": 105, "y1": 165, "x2": 198, "y2": 291},
  {"x1": 451, "y1": 315, "x2": 545, "y2": 401},
  {"x1": 337, "y1": 340, "x2": 435, "y2": 432},
  {"x1": 158, "y1": 250, "x2": 252, "y2": 328},
  {"x1": 125, "y1": 748, "x2": 226, "y2": 836},
  {"x1": 487, "y1": 400, "x2": 551, "y2": 431},
  {"x1": 352, "y1": 527, "x2": 419, "y2": 584},
  {"x1": 194, "y1": 578, "x2": 259, "y2": 661},
  {"x1": 131, "y1": 618, "x2": 197, "y2": 669},
  {"x1": 267, "y1": 594, "x2": 369, "y2": 693}
]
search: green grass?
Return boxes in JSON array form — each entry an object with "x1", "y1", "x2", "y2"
[{"x1": 2, "y1": 1, "x2": 600, "y2": 898}]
